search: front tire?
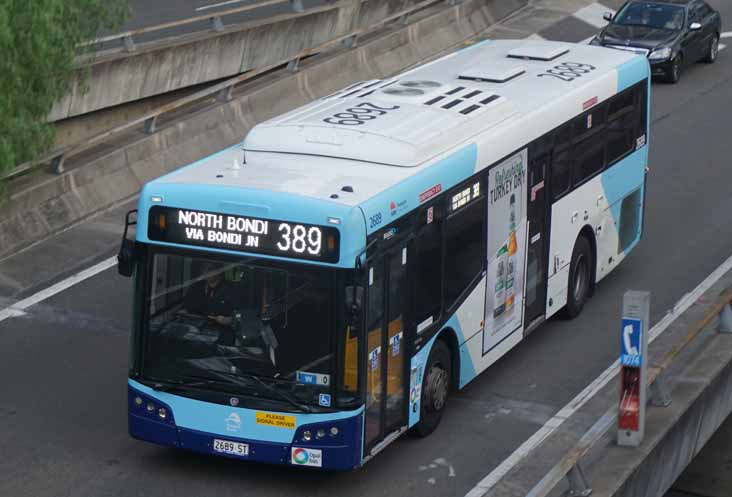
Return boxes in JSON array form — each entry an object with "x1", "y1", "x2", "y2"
[
  {"x1": 411, "y1": 340, "x2": 451, "y2": 437},
  {"x1": 703, "y1": 35, "x2": 719, "y2": 63},
  {"x1": 666, "y1": 53, "x2": 683, "y2": 84},
  {"x1": 564, "y1": 236, "x2": 592, "y2": 319}
]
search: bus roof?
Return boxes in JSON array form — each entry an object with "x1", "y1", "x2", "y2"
[{"x1": 151, "y1": 40, "x2": 647, "y2": 212}]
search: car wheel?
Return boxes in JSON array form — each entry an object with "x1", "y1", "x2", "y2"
[
  {"x1": 703, "y1": 35, "x2": 719, "y2": 63},
  {"x1": 667, "y1": 53, "x2": 682, "y2": 84},
  {"x1": 410, "y1": 339, "x2": 451, "y2": 437},
  {"x1": 564, "y1": 236, "x2": 592, "y2": 319}
]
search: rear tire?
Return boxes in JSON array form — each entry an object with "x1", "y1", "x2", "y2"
[
  {"x1": 410, "y1": 340, "x2": 451, "y2": 437},
  {"x1": 564, "y1": 236, "x2": 592, "y2": 319},
  {"x1": 666, "y1": 53, "x2": 683, "y2": 84},
  {"x1": 703, "y1": 35, "x2": 719, "y2": 63}
]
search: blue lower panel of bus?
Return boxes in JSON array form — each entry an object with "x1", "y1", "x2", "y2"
[{"x1": 128, "y1": 382, "x2": 363, "y2": 470}]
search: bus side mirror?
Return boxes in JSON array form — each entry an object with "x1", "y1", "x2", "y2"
[
  {"x1": 603, "y1": 12, "x2": 613, "y2": 22},
  {"x1": 118, "y1": 210, "x2": 138, "y2": 278},
  {"x1": 118, "y1": 239, "x2": 137, "y2": 277},
  {"x1": 345, "y1": 286, "x2": 364, "y2": 318}
]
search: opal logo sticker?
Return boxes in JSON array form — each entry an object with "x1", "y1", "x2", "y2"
[
  {"x1": 226, "y1": 413, "x2": 241, "y2": 432},
  {"x1": 389, "y1": 199, "x2": 407, "y2": 217},
  {"x1": 291, "y1": 447, "x2": 322, "y2": 467}
]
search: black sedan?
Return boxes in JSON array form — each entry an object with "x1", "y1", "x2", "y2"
[{"x1": 591, "y1": 0, "x2": 722, "y2": 83}]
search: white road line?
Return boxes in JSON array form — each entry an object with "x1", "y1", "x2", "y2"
[
  {"x1": 196, "y1": 0, "x2": 246, "y2": 12},
  {"x1": 0, "y1": 256, "x2": 117, "y2": 324},
  {"x1": 573, "y1": 3, "x2": 614, "y2": 29},
  {"x1": 465, "y1": 252, "x2": 732, "y2": 497},
  {"x1": 720, "y1": 43, "x2": 727, "y2": 52},
  {"x1": 720, "y1": 32, "x2": 732, "y2": 39}
]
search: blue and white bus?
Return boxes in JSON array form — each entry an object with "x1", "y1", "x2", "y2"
[{"x1": 118, "y1": 39, "x2": 650, "y2": 469}]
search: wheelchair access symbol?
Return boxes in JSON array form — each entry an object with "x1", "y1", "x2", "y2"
[{"x1": 620, "y1": 318, "x2": 643, "y2": 367}]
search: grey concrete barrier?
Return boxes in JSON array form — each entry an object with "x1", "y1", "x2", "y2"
[
  {"x1": 49, "y1": 0, "x2": 444, "y2": 121},
  {"x1": 0, "y1": 0, "x2": 527, "y2": 260}
]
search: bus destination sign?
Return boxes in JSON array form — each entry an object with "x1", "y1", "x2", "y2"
[{"x1": 147, "y1": 206, "x2": 340, "y2": 262}]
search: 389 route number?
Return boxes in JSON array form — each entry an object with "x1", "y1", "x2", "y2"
[
  {"x1": 323, "y1": 102, "x2": 400, "y2": 126},
  {"x1": 537, "y1": 62, "x2": 596, "y2": 82}
]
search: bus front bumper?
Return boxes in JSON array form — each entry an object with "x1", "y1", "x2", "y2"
[{"x1": 128, "y1": 383, "x2": 363, "y2": 470}]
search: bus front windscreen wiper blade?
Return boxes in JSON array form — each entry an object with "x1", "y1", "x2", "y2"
[
  {"x1": 149, "y1": 377, "x2": 219, "y2": 392},
  {"x1": 208, "y1": 370, "x2": 313, "y2": 413}
]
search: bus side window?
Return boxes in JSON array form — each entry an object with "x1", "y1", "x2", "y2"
[
  {"x1": 573, "y1": 105, "x2": 606, "y2": 140},
  {"x1": 552, "y1": 148, "x2": 571, "y2": 201},
  {"x1": 606, "y1": 88, "x2": 636, "y2": 165},
  {"x1": 415, "y1": 204, "x2": 443, "y2": 330},
  {"x1": 573, "y1": 132, "x2": 606, "y2": 186},
  {"x1": 572, "y1": 103, "x2": 607, "y2": 186},
  {"x1": 444, "y1": 196, "x2": 486, "y2": 310}
]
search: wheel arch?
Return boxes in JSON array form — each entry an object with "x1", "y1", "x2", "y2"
[{"x1": 436, "y1": 327, "x2": 461, "y2": 392}]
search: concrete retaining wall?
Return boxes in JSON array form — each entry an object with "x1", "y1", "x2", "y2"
[
  {"x1": 49, "y1": 0, "x2": 432, "y2": 121},
  {"x1": 1, "y1": 0, "x2": 526, "y2": 260}
]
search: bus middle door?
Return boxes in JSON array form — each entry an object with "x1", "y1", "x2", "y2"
[
  {"x1": 525, "y1": 153, "x2": 550, "y2": 327},
  {"x1": 364, "y1": 240, "x2": 411, "y2": 457}
]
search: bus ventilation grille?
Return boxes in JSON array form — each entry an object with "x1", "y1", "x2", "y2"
[{"x1": 424, "y1": 87, "x2": 502, "y2": 115}]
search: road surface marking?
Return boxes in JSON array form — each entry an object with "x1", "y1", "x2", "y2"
[
  {"x1": 465, "y1": 252, "x2": 732, "y2": 497},
  {"x1": 196, "y1": 0, "x2": 247, "y2": 11},
  {"x1": 721, "y1": 32, "x2": 732, "y2": 39},
  {"x1": 0, "y1": 256, "x2": 117, "y2": 324},
  {"x1": 573, "y1": 3, "x2": 614, "y2": 29},
  {"x1": 720, "y1": 43, "x2": 727, "y2": 52}
]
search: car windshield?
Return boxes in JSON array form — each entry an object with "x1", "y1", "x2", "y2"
[
  {"x1": 141, "y1": 250, "x2": 336, "y2": 409},
  {"x1": 614, "y1": 2, "x2": 685, "y2": 30}
]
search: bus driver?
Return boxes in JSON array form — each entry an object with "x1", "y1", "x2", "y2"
[{"x1": 183, "y1": 261, "x2": 235, "y2": 327}]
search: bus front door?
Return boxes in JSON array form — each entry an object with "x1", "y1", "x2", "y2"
[
  {"x1": 364, "y1": 242, "x2": 410, "y2": 456},
  {"x1": 525, "y1": 153, "x2": 550, "y2": 326}
]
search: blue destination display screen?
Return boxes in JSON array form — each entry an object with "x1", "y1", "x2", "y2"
[{"x1": 147, "y1": 206, "x2": 340, "y2": 262}]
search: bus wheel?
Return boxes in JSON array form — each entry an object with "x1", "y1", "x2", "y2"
[
  {"x1": 411, "y1": 340, "x2": 451, "y2": 437},
  {"x1": 565, "y1": 236, "x2": 592, "y2": 319}
]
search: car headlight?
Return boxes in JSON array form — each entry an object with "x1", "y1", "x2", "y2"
[{"x1": 649, "y1": 47, "x2": 672, "y2": 60}]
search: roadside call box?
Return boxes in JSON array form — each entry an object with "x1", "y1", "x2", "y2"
[{"x1": 618, "y1": 291, "x2": 650, "y2": 447}]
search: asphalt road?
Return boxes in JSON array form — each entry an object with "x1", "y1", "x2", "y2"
[{"x1": 3, "y1": 1, "x2": 732, "y2": 496}]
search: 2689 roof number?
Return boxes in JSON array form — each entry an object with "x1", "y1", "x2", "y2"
[
  {"x1": 323, "y1": 102, "x2": 400, "y2": 126},
  {"x1": 537, "y1": 62, "x2": 596, "y2": 82}
]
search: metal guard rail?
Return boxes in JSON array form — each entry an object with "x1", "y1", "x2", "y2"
[
  {"x1": 4, "y1": 0, "x2": 457, "y2": 181},
  {"x1": 526, "y1": 288, "x2": 732, "y2": 497}
]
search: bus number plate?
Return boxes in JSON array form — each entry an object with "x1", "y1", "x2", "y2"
[{"x1": 213, "y1": 439, "x2": 249, "y2": 456}]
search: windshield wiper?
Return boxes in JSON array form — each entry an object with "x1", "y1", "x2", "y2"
[
  {"x1": 209, "y1": 370, "x2": 313, "y2": 413},
  {"x1": 148, "y1": 377, "x2": 218, "y2": 392}
]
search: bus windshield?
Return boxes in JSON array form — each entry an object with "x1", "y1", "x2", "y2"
[{"x1": 140, "y1": 249, "x2": 336, "y2": 409}]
